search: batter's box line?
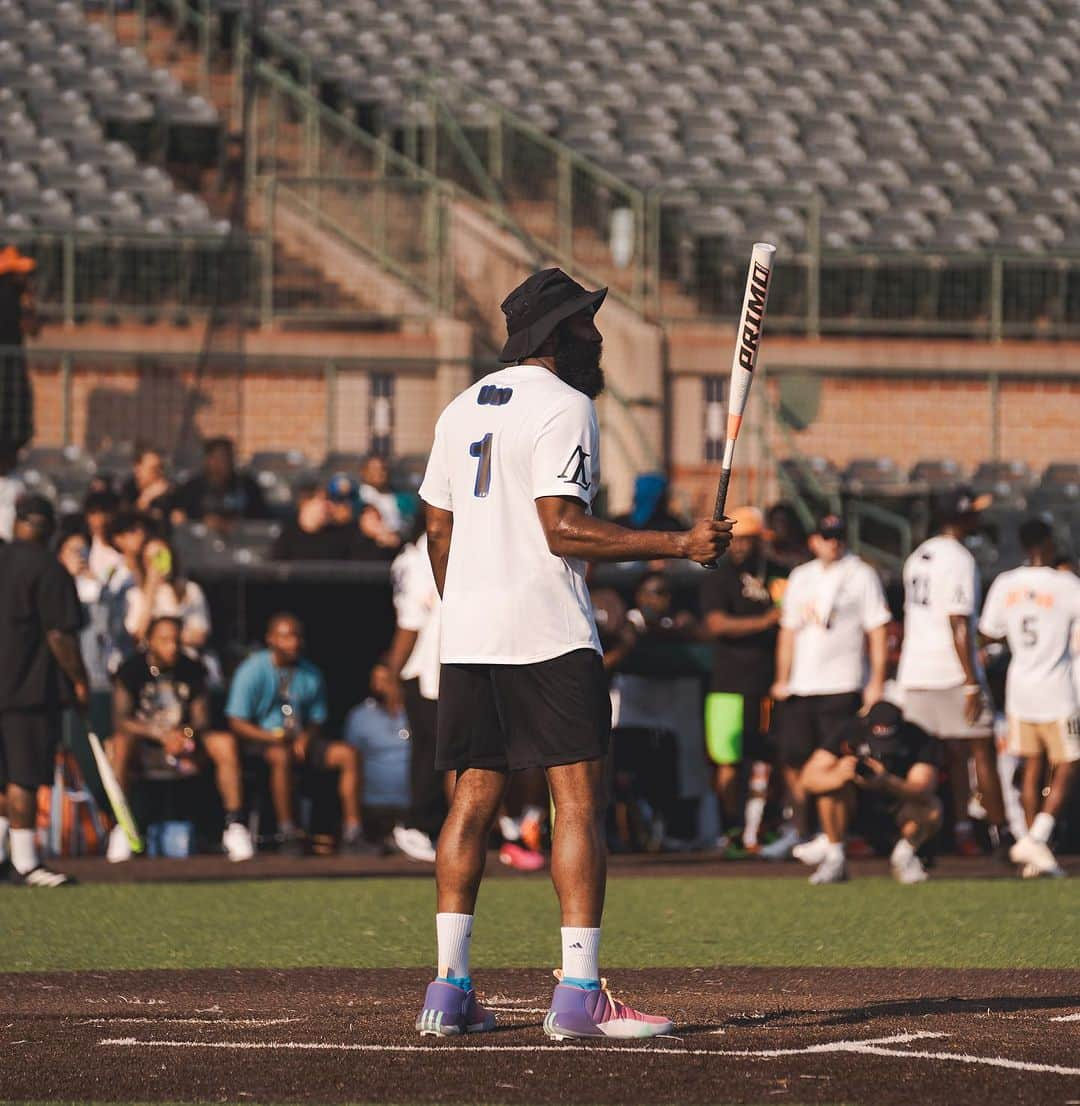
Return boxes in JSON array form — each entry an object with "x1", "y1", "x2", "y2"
[
  {"x1": 96, "y1": 1032, "x2": 1080, "y2": 1075},
  {"x1": 80, "y1": 1017, "x2": 304, "y2": 1027}
]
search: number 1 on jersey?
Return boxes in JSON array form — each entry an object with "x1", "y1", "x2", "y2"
[{"x1": 470, "y1": 433, "x2": 493, "y2": 498}]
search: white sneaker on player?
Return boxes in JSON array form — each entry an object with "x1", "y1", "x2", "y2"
[
  {"x1": 392, "y1": 825, "x2": 437, "y2": 863},
  {"x1": 759, "y1": 824, "x2": 799, "y2": 860},
  {"x1": 223, "y1": 822, "x2": 255, "y2": 862},
  {"x1": 808, "y1": 851, "x2": 848, "y2": 885},
  {"x1": 792, "y1": 833, "x2": 830, "y2": 867},
  {"x1": 891, "y1": 851, "x2": 928, "y2": 884},
  {"x1": 107, "y1": 824, "x2": 133, "y2": 864},
  {"x1": 1010, "y1": 835, "x2": 1064, "y2": 877}
]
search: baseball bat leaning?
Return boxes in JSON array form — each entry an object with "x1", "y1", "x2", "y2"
[
  {"x1": 704, "y1": 241, "x2": 776, "y2": 569},
  {"x1": 87, "y1": 730, "x2": 144, "y2": 853}
]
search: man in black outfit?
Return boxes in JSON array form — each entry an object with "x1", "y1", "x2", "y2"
[
  {"x1": 171, "y1": 437, "x2": 268, "y2": 532},
  {"x1": 0, "y1": 494, "x2": 87, "y2": 886},
  {"x1": 699, "y1": 506, "x2": 787, "y2": 854}
]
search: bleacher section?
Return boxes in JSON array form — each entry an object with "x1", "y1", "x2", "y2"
[
  {"x1": 232, "y1": 0, "x2": 1080, "y2": 326},
  {"x1": 0, "y1": 0, "x2": 223, "y2": 237}
]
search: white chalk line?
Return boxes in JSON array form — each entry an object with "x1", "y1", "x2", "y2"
[
  {"x1": 97, "y1": 1030, "x2": 1080, "y2": 1074},
  {"x1": 98, "y1": 1030, "x2": 936, "y2": 1059},
  {"x1": 850, "y1": 1044, "x2": 1080, "y2": 1077},
  {"x1": 1050, "y1": 1012, "x2": 1080, "y2": 1022},
  {"x1": 80, "y1": 1017, "x2": 302, "y2": 1027}
]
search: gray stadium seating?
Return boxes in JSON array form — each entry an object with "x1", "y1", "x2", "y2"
[
  {"x1": 215, "y1": 0, "x2": 1080, "y2": 323},
  {"x1": 0, "y1": 0, "x2": 225, "y2": 245}
]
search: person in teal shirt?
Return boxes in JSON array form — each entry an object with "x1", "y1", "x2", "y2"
[{"x1": 226, "y1": 612, "x2": 368, "y2": 855}]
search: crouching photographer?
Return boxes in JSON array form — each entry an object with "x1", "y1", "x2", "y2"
[{"x1": 797, "y1": 698, "x2": 943, "y2": 885}]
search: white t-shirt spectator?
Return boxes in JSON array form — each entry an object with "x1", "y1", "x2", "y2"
[
  {"x1": 89, "y1": 535, "x2": 124, "y2": 585},
  {"x1": 0, "y1": 472, "x2": 24, "y2": 542},
  {"x1": 360, "y1": 483, "x2": 403, "y2": 534},
  {"x1": 782, "y1": 553, "x2": 891, "y2": 696},
  {"x1": 124, "y1": 579, "x2": 211, "y2": 643},
  {"x1": 392, "y1": 534, "x2": 442, "y2": 700},
  {"x1": 898, "y1": 534, "x2": 979, "y2": 690},
  {"x1": 419, "y1": 363, "x2": 602, "y2": 665},
  {"x1": 979, "y1": 565, "x2": 1080, "y2": 723}
]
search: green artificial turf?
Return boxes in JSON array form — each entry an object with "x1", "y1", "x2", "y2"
[{"x1": 2, "y1": 876, "x2": 1077, "y2": 972}]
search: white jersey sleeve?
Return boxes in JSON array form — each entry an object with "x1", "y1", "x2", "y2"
[
  {"x1": 391, "y1": 543, "x2": 430, "y2": 632},
  {"x1": 858, "y1": 562, "x2": 891, "y2": 631},
  {"x1": 531, "y1": 395, "x2": 600, "y2": 505},
  {"x1": 978, "y1": 575, "x2": 1008, "y2": 641},
  {"x1": 418, "y1": 414, "x2": 453, "y2": 512}
]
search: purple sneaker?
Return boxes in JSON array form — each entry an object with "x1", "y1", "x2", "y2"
[
  {"x1": 543, "y1": 971, "x2": 674, "y2": 1040},
  {"x1": 416, "y1": 979, "x2": 496, "y2": 1037}
]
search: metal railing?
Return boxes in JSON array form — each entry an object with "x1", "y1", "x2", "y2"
[{"x1": 10, "y1": 231, "x2": 262, "y2": 326}]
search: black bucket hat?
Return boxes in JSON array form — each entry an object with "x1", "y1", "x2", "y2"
[{"x1": 499, "y1": 267, "x2": 607, "y2": 363}]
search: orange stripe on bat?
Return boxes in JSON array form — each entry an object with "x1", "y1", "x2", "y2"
[{"x1": 726, "y1": 413, "x2": 743, "y2": 438}]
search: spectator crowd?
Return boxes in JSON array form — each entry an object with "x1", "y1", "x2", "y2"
[{"x1": 0, "y1": 442, "x2": 1077, "y2": 885}]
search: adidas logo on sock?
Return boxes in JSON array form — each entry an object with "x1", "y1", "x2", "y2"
[{"x1": 569, "y1": 942, "x2": 583, "y2": 949}]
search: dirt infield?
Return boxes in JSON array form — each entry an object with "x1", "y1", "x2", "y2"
[
  {"x1": 52, "y1": 849, "x2": 1077, "y2": 883},
  {"x1": 2, "y1": 967, "x2": 1078, "y2": 1105}
]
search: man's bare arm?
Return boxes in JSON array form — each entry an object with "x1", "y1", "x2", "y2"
[
  {"x1": 535, "y1": 496, "x2": 731, "y2": 564},
  {"x1": 703, "y1": 608, "x2": 780, "y2": 640},
  {"x1": 46, "y1": 629, "x2": 88, "y2": 707},
  {"x1": 425, "y1": 506, "x2": 453, "y2": 598},
  {"x1": 228, "y1": 716, "x2": 283, "y2": 744}
]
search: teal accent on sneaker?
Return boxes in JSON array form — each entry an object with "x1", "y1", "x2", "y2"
[
  {"x1": 562, "y1": 976, "x2": 601, "y2": 990},
  {"x1": 439, "y1": 975, "x2": 472, "y2": 990}
]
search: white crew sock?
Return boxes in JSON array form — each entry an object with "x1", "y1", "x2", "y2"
[
  {"x1": 825, "y1": 841, "x2": 845, "y2": 862},
  {"x1": 1030, "y1": 812, "x2": 1055, "y2": 844},
  {"x1": 561, "y1": 926, "x2": 601, "y2": 984},
  {"x1": 10, "y1": 828, "x2": 38, "y2": 874},
  {"x1": 436, "y1": 912, "x2": 474, "y2": 984},
  {"x1": 891, "y1": 838, "x2": 915, "y2": 867},
  {"x1": 0, "y1": 816, "x2": 9, "y2": 864}
]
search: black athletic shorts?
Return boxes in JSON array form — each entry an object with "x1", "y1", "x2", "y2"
[
  {"x1": 772, "y1": 692, "x2": 862, "y2": 769},
  {"x1": 0, "y1": 708, "x2": 60, "y2": 790},
  {"x1": 436, "y1": 648, "x2": 611, "y2": 773}
]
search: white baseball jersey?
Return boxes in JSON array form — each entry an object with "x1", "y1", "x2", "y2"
[
  {"x1": 979, "y1": 565, "x2": 1080, "y2": 722},
  {"x1": 392, "y1": 535, "x2": 441, "y2": 700},
  {"x1": 418, "y1": 363, "x2": 602, "y2": 665},
  {"x1": 781, "y1": 553, "x2": 891, "y2": 696},
  {"x1": 897, "y1": 534, "x2": 979, "y2": 690}
]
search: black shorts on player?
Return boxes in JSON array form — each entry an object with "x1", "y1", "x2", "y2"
[
  {"x1": 0, "y1": 708, "x2": 59, "y2": 790},
  {"x1": 773, "y1": 692, "x2": 862, "y2": 769},
  {"x1": 436, "y1": 648, "x2": 611, "y2": 773}
]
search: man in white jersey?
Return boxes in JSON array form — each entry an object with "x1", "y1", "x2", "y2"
[
  {"x1": 414, "y1": 268, "x2": 730, "y2": 1040},
  {"x1": 980, "y1": 518, "x2": 1080, "y2": 878},
  {"x1": 385, "y1": 517, "x2": 444, "y2": 863},
  {"x1": 897, "y1": 489, "x2": 1009, "y2": 857},
  {"x1": 769, "y1": 513, "x2": 890, "y2": 875}
]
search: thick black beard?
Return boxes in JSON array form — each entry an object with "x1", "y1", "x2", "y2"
[{"x1": 554, "y1": 333, "x2": 605, "y2": 398}]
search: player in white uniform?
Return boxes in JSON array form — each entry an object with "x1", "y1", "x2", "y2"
[
  {"x1": 897, "y1": 489, "x2": 1008, "y2": 857},
  {"x1": 769, "y1": 513, "x2": 891, "y2": 875},
  {"x1": 385, "y1": 525, "x2": 444, "y2": 863},
  {"x1": 979, "y1": 518, "x2": 1080, "y2": 878},
  {"x1": 414, "y1": 268, "x2": 730, "y2": 1041}
]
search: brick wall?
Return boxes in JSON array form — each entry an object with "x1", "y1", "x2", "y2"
[{"x1": 27, "y1": 355, "x2": 440, "y2": 462}]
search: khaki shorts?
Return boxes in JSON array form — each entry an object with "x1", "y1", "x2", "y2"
[
  {"x1": 899, "y1": 685, "x2": 993, "y2": 740},
  {"x1": 1006, "y1": 716, "x2": 1080, "y2": 766}
]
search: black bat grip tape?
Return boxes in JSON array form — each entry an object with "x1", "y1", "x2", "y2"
[{"x1": 703, "y1": 467, "x2": 732, "y2": 571}]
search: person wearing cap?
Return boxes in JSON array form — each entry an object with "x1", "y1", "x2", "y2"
[
  {"x1": 896, "y1": 488, "x2": 1008, "y2": 858},
  {"x1": 414, "y1": 267, "x2": 731, "y2": 1042},
  {"x1": 699, "y1": 505, "x2": 789, "y2": 856},
  {"x1": 799, "y1": 698, "x2": 943, "y2": 884},
  {"x1": 0, "y1": 494, "x2": 87, "y2": 886},
  {"x1": 979, "y1": 518, "x2": 1080, "y2": 878},
  {"x1": 769, "y1": 513, "x2": 891, "y2": 857},
  {"x1": 272, "y1": 479, "x2": 363, "y2": 561}
]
